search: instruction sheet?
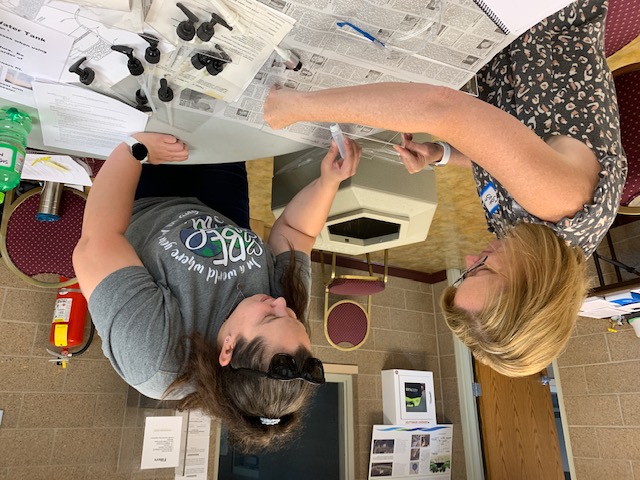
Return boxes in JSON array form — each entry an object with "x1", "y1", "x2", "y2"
[
  {"x1": 0, "y1": 9, "x2": 73, "y2": 107},
  {"x1": 32, "y1": 81, "x2": 148, "y2": 157}
]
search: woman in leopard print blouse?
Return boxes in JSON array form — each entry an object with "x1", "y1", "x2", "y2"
[{"x1": 264, "y1": 0, "x2": 627, "y2": 377}]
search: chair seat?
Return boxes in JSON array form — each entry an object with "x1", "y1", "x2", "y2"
[
  {"x1": 328, "y1": 278, "x2": 386, "y2": 296},
  {"x1": 614, "y1": 70, "x2": 640, "y2": 206},
  {"x1": 5, "y1": 190, "x2": 85, "y2": 278},
  {"x1": 325, "y1": 301, "x2": 369, "y2": 349}
]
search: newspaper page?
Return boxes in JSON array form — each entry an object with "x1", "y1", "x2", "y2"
[
  {"x1": 368, "y1": 425, "x2": 453, "y2": 479},
  {"x1": 146, "y1": 0, "x2": 296, "y2": 103},
  {"x1": 208, "y1": 0, "x2": 516, "y2": 146}
]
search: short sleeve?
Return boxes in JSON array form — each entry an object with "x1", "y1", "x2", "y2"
[{"x1": 88, "y1": 266, "x2": 183, "y2": 388}]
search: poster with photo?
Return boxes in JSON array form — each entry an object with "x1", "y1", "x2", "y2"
[{"x1": 368, "y1": 425, "x2": 453, "y2": 479}]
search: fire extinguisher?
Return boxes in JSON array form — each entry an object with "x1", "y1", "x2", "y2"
[{"x1": 48, "y1": 277, "x2": 92, "y2": 368}]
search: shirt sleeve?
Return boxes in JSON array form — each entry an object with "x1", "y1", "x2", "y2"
[{"x1": 88, "y1": 266, "x2": 183, "y2": 387}]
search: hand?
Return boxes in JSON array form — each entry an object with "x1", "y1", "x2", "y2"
[
  {"x1": 393, "y1": 133, "x2": 445, "y2": 174},
  {"x1": 320, "y1": 138, "x2": 361, "y2": 186},
  {"x1": 130, "y1": 132, "x2": 189, "y2": 165},
  {"x1": 263, "y1": 85, "x2": 300, "y2": 130}
]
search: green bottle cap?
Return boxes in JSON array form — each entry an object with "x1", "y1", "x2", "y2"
[{"x1": 2, "y1": 107, "x2": 32, "y2": 133}]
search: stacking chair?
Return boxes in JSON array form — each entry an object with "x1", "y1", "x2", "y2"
[
  {"x1": 320, "y1": 250, "x2": 388, "y2": 351},
  {"x1": 0, "y1": 186, "x2": 87, "y2": 288},
  {"x1": 591, "y1": 17, "x2": 640, "y2": 290}
]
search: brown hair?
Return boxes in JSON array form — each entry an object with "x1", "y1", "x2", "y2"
[
  {"x1": 441, "y1": 223, "x2": 591, "y2": 377},
  {"x1": 165, "y1": 249, "x2": 317, "y2": 452}
]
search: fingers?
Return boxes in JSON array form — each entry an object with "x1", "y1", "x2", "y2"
[{"x1": 393, "y1": 145, "x2": 422, "y2": 174}]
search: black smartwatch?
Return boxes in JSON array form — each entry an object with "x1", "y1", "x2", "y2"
[{"x1": 124, "y1": 136, "x2": 149, "y2": 164}]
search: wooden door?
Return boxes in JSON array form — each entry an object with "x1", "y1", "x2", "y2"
[{"x1": 474, "y1": 360, "x2": 564, "y2": 480}]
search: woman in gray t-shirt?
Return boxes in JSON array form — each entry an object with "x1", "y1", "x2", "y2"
[{"x1": 73, "y1": 132, "x2": 361, "y2": 452}]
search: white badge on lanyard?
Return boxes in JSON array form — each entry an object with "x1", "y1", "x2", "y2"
[{"x1": 481, "y1": 182, "x2": 499, "y2": 215}]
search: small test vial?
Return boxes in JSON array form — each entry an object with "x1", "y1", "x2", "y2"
[{"x1": 330, "y1": 124, "x2": 348, "y2": 159}]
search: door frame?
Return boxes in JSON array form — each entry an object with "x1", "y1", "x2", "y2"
[{"x1": 446, "y1": 269, "x2": 576, "y2": 480}]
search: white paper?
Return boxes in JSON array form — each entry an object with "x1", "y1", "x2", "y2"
[
  {"x1": 369, "y1": 425, "x2": 453, "y2": 479},
  {"x1": 1, "y1": 0, "x2": 146, "y2": 33},
  {"x1": 141, "y1": 416, "x2": 184, "y2": 470},
  {"x1": 0, "y1": 9, "x2": 74, "y2": 107},
  {"x1": 63, "y1": 0, "x2": 132, "y2": 12},
  {"x1": 475, "y1": 0, "x2": 575, "y2": 36},
  {"x1": 32, "y1": 82, "x2": 148, "y2": 157},
  {"x1": 175, "y1": 410, "x2": 212, "y2": 480},
  {"x1": 23, "y1": 154, "x2": 93, "y2": 186}
]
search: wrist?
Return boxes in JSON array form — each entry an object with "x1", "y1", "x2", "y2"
[
  {"x1": 123, "y1": 136, "x2": 149, "y2": 164},
  {"x1": 433, "y1": 141, "x2": 451, "y2": 167}
]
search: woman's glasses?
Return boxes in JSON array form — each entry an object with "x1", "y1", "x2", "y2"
[
  {"x1": 452, "y1": 255, "x2": 488, "y2": 288},
  {"x1": 229, "y1": 353, "x2": 326, "y2": 384}
]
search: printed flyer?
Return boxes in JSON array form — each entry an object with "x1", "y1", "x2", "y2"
[{"x1": 368, "y1": 425, "x2": 453, "y2": 479}]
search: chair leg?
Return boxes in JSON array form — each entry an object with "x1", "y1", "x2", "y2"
[{"x1": 605, "y1": 231, "x2": 623, "y2": 283}]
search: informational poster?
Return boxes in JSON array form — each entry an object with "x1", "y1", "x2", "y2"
[{"x1": 368, "y1": 425, "x2": 453, "y2": 479}]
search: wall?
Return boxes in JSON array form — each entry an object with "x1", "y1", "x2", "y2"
[
  {"x1": 558, "y1": 316, "x2": 640, "y2": 480},
  {"x1": 308, "y1": 265, "x2": 466, "y2": 480},
  {"x1": 556, "y1": 218, "x2": 640, "y2": 480}
]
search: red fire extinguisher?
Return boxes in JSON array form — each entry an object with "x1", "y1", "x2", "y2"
[{"x1": 49, "y1": 277, "x2": 88, "y2": 368}]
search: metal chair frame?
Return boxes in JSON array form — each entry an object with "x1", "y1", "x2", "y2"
[
  {"x1": 320, "y1": 250, "x2": 388, "y2": 351},
  {"x1": 0, "y1": 186, "x2": 87, "y2": 288}
]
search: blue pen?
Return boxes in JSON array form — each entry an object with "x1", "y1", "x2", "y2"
[{"x1": 336, "y1": 21, "x2": 386, "y2": 47}]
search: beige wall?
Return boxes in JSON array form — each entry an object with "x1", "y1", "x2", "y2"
[
  {"x1": 558, "y1": 316, "x2": 640, "y2": 480},
  {"x1": 0, "y1": 259, "x2": 465, "y2": 479},
  {"x1": 308, "y1": 265, "x2": 465, "y2": 480}
]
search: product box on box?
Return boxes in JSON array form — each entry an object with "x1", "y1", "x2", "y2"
[{"x1": 381, "y1": 369, "x2": 436, "y2": 426}]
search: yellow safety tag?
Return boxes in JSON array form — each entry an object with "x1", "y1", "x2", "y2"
[{"x1": 54, "y1": 323, "x2": 69, "y2": 347}]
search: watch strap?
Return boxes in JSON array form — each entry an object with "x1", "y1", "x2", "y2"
[
  {"x1": 124, "y1": 136, "x2": 149, "y2": 164},
  {"x1": 433, "y1": 141, "x2": 451, "y2": 167}
]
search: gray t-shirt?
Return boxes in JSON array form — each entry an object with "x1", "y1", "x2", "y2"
[{"x1": 89, "y1": 197, "x2": 311, "y2": 399}]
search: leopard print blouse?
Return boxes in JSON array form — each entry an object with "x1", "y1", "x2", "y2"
[{"x1": 472, "y1": 0, "x2": 628, "y2": 258}]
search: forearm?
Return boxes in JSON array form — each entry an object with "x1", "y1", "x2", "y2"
[
  {"x1": 283, "y1": 83, "x2": 452, "y2": 135},
  {"x1": 81, "y1": 143, "x2": 142, "y2": 238},
  {"x1": 275, "y1": 176, "x2": 340, "y2": 240}
]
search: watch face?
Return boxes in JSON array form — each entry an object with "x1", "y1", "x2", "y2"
[{"x1": 131, "y1": 142, "x2": 148, "y2": 161}]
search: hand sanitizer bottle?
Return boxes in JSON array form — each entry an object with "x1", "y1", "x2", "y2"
[{"x1": 0, "y1": 107, "x2": 32, "y2": 192}]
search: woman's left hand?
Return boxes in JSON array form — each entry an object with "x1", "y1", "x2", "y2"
[
  {"x1": 320, "y1": 138, "x2": 362, "y2": 185},
  {"x1": 130, "y1": 132, "x2": 189, "y2": 165}
]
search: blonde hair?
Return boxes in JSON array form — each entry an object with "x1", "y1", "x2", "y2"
[{"x1": 441, "y1": 223, "x2": 591, "y2": 377}]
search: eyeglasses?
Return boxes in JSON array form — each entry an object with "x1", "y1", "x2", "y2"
[
  {"x1": 452, "y1": 255, "x2": 488, "y2": 288},
  {"x1": 229, "y1": 353, "x2": 326, "y2": 384}
]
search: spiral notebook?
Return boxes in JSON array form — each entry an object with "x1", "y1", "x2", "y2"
[{"x1": 474, "y1": 0, "x2": 576, "y2": 36}]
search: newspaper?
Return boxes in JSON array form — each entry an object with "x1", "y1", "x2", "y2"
[
  {"x1": 203, "y1": 0, "x2": 515, "y2": 146},
  {"x1": 145, "y1": 0, "x2": 296, "y2": 103}
]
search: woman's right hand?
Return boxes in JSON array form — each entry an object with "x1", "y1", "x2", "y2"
[
  {"x1": 263, "y1": 85, "x2": 300, "y2": 130},
  {"x1": 393, "y1": 133, "x2": 445, "y2": 174}
]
